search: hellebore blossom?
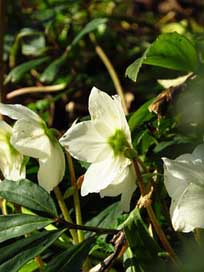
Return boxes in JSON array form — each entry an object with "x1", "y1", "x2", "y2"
[
  {"x1": 163, "y1": 144, "x2": 204, "y2": 232},
  {"x1": 0, "y1": 103, "x2": 65, "y2": 192},
  {"x1": 0, "y1": 120, "x2": 25, "y2": 180},
  {"x1": 60, "y1": 87, "x2": 136, "y2": 211}
]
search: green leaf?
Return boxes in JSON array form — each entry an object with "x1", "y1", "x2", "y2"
[
  {"x1": 40, "y1": 54, "x2": 67, "y2": 83},
  {"x1": 19, "y1": 260, "x2": 38, "y2": 272},
  {"x1": 71, "y1": 18, "x2": 107, "y2": 47},
  {"x1": 123, "y1": 208, "x2": 167, "y2": 272},
  {"x1": 22, "y1": 34, "x2": 46, "y2": 56},
  {"x1": 144, "y1": 33, "x2": 198, "y2": 71},
  {"x1": 126, "y1": 33, "x2": 198, "y2": 82},
  {"x1": 125, "y1": 47, "x2": 150, "y2": 82},
  {"x1": 0, "y1": 230, "x2": 65, "y2": 272},
  {"x1": 123, "y1": 247, "x2": 142, "y2": 272},
  {"x1": 86, "y1": 202, "x2": 122, "y2": 229},
  {"x1": 128, "y1": 99, "x2": 154, "y2": 132},
  {"x1": 4, "y1": 56, "x2": 50, "y2": 84},
  {"x1": 45, "y1": 237, "x2": 95, "y2": 272},
  {"x1": 0, "y1": 214, "x2": 53, "y2": 242},
  {"x1": 40, "y1": 18, "x2": 107, "y2": 83},
  {"x1": 0, "y1": 179, "x2": 57, "y2": 216}
]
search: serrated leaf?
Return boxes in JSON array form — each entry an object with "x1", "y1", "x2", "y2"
[
  {"x1": 0, "y1": 214, "x2": 53, "y2": 242},
  {"x1": 71, "y1": 18, "x2": 107, "y2": 47},
  {"x1": 144, "y1": 33, "x2": 198, "y2": 71},
  {"x1": 128, "y1": 99, "x2": 154, "y2": 132},
  {"x1": 5, "y1": 56, "x2": 49, "y2": 84},
  {"x1": 123, "y1": 208, "x2": 167, "y2": 272},
  {"x1": 126, "y1": 33, "x2": 198, "y2": 82},
  {"x1": 0, "y1": 179, "x2": 57, "y2": 216},
  {"x1": 45, "y1": 237, "x2": 95, "y2": 272},
  {"x1": 0, "y1": 230, "x2": 65, "y2": 272}
]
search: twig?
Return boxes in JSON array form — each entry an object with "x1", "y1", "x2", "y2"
[
  {"x1": 6, "y1": 82, "x2": 67, "y2": 99},
  {"x1": 89, "y1": 33, "x2": 128, "y2": 114},
  {"x1": 89, "y1": 231, "x2": 127, "y2": 272},
  {"x1": 132, "y1": 159, "x2": 180, "y2": 267}
]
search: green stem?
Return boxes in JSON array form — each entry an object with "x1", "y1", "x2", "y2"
[
  {"x1": 89, "y1": 33, "x2": 128, "y2": 114},
  {"x1": 66, "y1": 152, "x2": 84, "y2": 242},
  {"x1": 57, "y1": 218, "x2": 118, "y2": 235},
  {"x1": 54, "y1": 186, "x2": 78, "y2": 243}
]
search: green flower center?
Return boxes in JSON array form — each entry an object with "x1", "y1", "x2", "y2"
[
  {"x1": 108, "y1": 129, "x2": 129, "y2": 157},
  {"x1": 108, "y1": 129, "x2": 137, "y2": 159}
]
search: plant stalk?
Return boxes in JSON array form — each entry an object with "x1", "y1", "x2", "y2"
[
  {"x1": 89, "y1": 33, "x2": 128, "y2": 114},
  {"x1": 66, "y1": 152, "x2": 84, "y2": 242},
  {"x1": 54, "y1": 186, "x2": 78, "y2": 243},
  {"x1": 132, "y1": 159, "x2": 180, "y2": 266}
]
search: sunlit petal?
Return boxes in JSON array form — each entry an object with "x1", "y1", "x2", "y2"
[
  {"x1": 81, "y1": 155, "x2": 131, "y2": 196},
  {"x1": 0, "y1": 103, "x2": 41, "y2": 122},
  {"x1": 60, "y1": 120, "x2": 112, "y2": 163},
  {"x1": 38, "y1": 142, "x2": 65, "y2": 192},
  {"x1": 11, "y1": 118, "x2": 51, "y2": 159}
]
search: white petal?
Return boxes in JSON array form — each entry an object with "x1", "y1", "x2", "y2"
[
  {"x1": 0, "y1": 121, "x2": 25, "y2": 181},
  {"x1": 170, "y1": 183, "x2": 204, "y2": 232},
  {"x1": 192, "y1": 144, "x2": 204, "y2": 163},
  {"x1": 38, "y1": 142, "x2": 65, "y2": 192},
  {"x1": 0, "y1": 103, "x2": 41, "y2": 122},
  {"x1": 162, "y1": 157, "x2": 204, "y2": 187},
  {"x1": 11, "y1": 118, "x2": 51, "y2": 159},
  {"x1": 60, "y1": 120, "x2": 112, "y2": 163},
  {"x1": 81, "y1": 155, "x2": 131, "y2": 196},
  {"x1": 112, "y1": 95, "x2": 132, "y2": 144},
  {"x1": 100, "y1": 164, "x2": 136, "y2": 212},
  {"x1": 88, "y1": 87, "x2": 125, "y2": 133}
]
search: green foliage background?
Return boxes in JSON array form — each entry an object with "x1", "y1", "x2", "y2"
[{"x1": 1, "y1": 1, "x2": 204, "y2": 271}]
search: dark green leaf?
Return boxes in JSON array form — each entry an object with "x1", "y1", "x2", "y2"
[
  {"x1": 0, "y1": 214, "x2": 53, "y2": 242},
  {"x1": 86, "y1": 202, "x2": 121, "y2": 229},
  {"x1": 125, "y1": 47, "x2": 150, "y2": 82},
  {"x1": 128, "y1": 99, "x2": 154, "y2": 132},
  {"x1": 71, "y1": 18, "x2": 107, "y2": 47},
  {"x1": 45, "y1": 237, "x2": 95, "y2": 272},
  {"x1": 4, "y1": 57, "x2": 50, "y2": 84},
  {"x1": 0, "y1": 179, "x2": 57, "y2": 216},
  {"x1": 123, "y1": 208, "x2": 167, "y2": 272},
  {"x1": 126, "y1": 33, "x2": 198, "y2": 82},
  {"x1": 144, "y1": 33, "x2": 198, "y2": 71},
  {"x1": 123, "y1": 247, "x2": 142, "y2": 272},
  {"x1": 40, "y1": 54, "x2": 67, "y2": 83},
  {"x1": 0, "y1": 230, "x2": 65, "y2": 272}
]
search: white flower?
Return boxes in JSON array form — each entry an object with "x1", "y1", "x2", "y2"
[
  {"x1": 60, "y1": 87, "x2": 136, "y2": 211},
  {"x1": 0, "y1": 103, "x2": 65, "y2": 192},
  {"x1": 0, "y1": 120, "x2": 25, "y2": 181},
  {"x1": 163, "y1": 144, "x2": 204, "y2": 232}
]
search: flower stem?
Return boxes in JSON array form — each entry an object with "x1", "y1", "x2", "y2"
[
  {"x1": 89, "y1": 33, "x2": 128, "y2": 114},
  {"x1": 132, "y1": 158, "x2": 180, "y2": 267},
  {"x1": 54, "y1": 186, "x2": 78, "y2": 243},
  {"x1": 66, "y1": 152, "x2": 84, "y2": 243}
]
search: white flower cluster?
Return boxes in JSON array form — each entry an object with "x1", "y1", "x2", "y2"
[{"x1": 0, "y1": 87, "x2": 136, "y2": 211}]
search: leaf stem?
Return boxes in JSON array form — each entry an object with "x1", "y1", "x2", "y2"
[
  {"x1": 54, "y1": 186, "x2": 78, "y2": 243},
  {"x1": 34, "y1": 256, "x2": 44, "y2": 271},
  {"x1": 66, "y1": 152, "x2": 84, "y2": 242},
  {"x1": 89, "y1": 33, "x2": 128, "y2": 114},
  {"x1": 57, "y1": 217, "x2": 118, "y2": 235},
  {"x1": 132, "y1": 158, "x2": 180, "y2": 266}
]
